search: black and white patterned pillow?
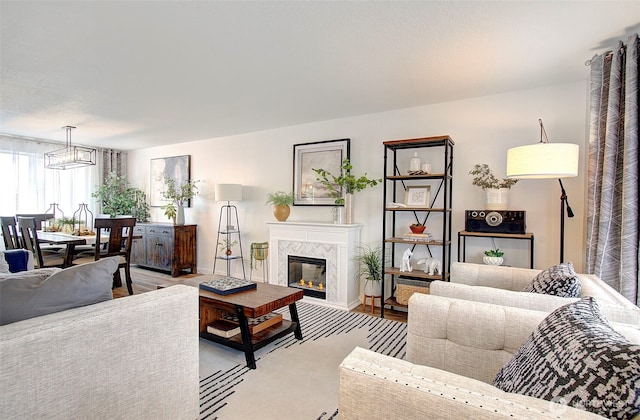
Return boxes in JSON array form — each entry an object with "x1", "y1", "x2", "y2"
[
  {"x1": 493, "y1": 297, "x2": 640, "y2": 419},
  {"x1": 521, "y1": 261, "x2": 581, "y2": 297}
]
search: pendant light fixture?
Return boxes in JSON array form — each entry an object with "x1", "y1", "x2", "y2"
[{"x1": 45, "y1": 125, "x2": 97, "y2": 170}]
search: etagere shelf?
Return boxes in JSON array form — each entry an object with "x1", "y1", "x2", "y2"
[{"x1": 381, "y1": 135, "x2": 454, "y2": 318}]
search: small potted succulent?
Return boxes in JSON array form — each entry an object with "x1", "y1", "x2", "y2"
[
  {"x1": 483, "y1": 248, "x2": 504, "y2": 265},
  {"x1": 265, "y1": 191, "x2": 295, "y2": 222}
]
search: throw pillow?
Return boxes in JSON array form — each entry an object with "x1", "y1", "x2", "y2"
[
  {"x1": 0, "y1": 252, "x2": 9, "y2": 273},
  {"x1": 521, "y1": 261, "x2": 581, "y2": 297},
  {"x1": 493, "y1": 297, "x2": 640, "y2": 419},
  {"x1": 0, "y1": 257, "x2": 119, "y2": 325}
]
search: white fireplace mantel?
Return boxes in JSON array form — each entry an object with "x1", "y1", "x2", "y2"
[{"x1": 266, "y1": 221, "x2": 362, "y2": 311}]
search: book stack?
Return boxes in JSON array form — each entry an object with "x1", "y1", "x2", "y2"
[
  {"x1": 206, "y1": 312, "x2": 283, "y2": 337},
  {"x1": 403, "y1": 232, "x2": 433, "y2": 241}
]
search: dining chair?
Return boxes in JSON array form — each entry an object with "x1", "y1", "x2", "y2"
[
  {"x1": 16, "y1": 213, "x2": 65, "y2": 252},
  {"x1": 1, "y1": 216, "x2": 21, "y2": 250},
  {"x1": 76, "y1": 217, "x2": 137, "y2": 295},
  {"x1": 17, "y1": 216, "x2": 65, "y2": 269}
]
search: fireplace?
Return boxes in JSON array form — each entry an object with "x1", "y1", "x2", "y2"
[
  {"x1": 288, "y1": 255, "x2": 326, "y2": 299},
  {"x1": 267, "y1": 221, "x2": 362, "y2": 311}
]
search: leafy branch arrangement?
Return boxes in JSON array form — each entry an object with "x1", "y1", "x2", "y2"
[
  {"x1": 469, "y1": 164, "x2": 519, "y2": 190},
  {"x1": 313, "y1": 158, "x2": 381, "y2": 205},
  {"x1": 160, "y1": 177, "x2": 199, "y2": 221}
]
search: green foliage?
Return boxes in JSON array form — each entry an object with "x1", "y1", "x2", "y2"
[
  {"x1": 484, "y1": 248, "x2": 504, "y2": 257},
  {"x1": 469, "y1": 164, "x2": 519, "y2": 190},
  {"x1": 353, "y1": 243, "x2": 383, "y2": 284},
  {"x1": 92, "y1": 173, "x2": 150, "y2": 221},
  {"x1": 313, "y1": 158, "x2": 382, "y2": 204},
  {"x1": 161, "y1": 177, "x2": 199, "y2": 206},
  {"x1": 218, "y1": 238, "x2": 238, "y2": 252},
  {"x1": 265, "y1": 191, "x2": 295, "y2": 207}
]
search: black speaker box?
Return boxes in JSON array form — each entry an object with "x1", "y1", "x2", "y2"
[{"x1": 465, "y1": 210, "x2": 526, "y2": 234}]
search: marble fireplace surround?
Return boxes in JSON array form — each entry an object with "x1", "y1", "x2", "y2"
[{"x1": 266, "y1": 221, "x2": 362, "y2": 311}]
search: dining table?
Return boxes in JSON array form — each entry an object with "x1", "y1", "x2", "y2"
[{"x1": 36, "y1": 231, "x2": 100, "y2": 268}]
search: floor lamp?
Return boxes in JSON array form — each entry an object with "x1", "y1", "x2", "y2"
[
  {"x1": 214, "y1": 183, "x2": 245, "y2": 279},
  {"x1": 506, "y1": 119, "x2": 579, "y2": 263}
]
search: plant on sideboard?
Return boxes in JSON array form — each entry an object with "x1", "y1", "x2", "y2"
[{"x1": 161, "y1": 177, "x2": 199, "y2": 224}]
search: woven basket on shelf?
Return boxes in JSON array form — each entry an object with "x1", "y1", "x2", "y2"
[{"x1": 396, "y1": 278, "x2": 430, "y2": 305}]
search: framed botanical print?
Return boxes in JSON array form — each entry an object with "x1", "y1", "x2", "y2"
[
  {"x1": 405, "y1": 185, "x2": 431, "y2": 208},
  {"x1": 293, "y1": 138, "x2": 350, "y2": 206}
]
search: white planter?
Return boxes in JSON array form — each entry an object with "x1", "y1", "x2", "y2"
[
  {"x1": 485, "y1": 188, "x2": 509, "y2": 210},
  {"x1": 483, "y1": 256, "x2": 504, "y2": 265},
  {"x1": 363, "y1": 279, "x2": 382, "y2": 296}
]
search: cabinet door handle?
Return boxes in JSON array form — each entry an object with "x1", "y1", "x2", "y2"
[
  {"x1": 162, "y1": 230, "x2": 170, "y2": 234},
  {"x1": 149, "y1": 229, "x2": 156, "y2": 233},
  {"x1": 156, "y1": 243, "x2": 163, "y2": 247}
]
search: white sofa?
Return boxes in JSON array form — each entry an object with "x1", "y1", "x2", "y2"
[
  {"x1": 339, "y1": 294, "x2": 640, "y2": 419},
  {"x1": 0, "y1": 285, "x2": 200, "y2": 419}
]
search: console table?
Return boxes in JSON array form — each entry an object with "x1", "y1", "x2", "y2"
[
  {"x1": 131, "y1": 223, "x2": 197, "y2": 277},
  {"x1": 458, "y1": 230, "x2": 534, "y2": 269}
]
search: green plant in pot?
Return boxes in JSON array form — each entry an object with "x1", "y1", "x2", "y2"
[
  {"x1": 483, "y1": 244, "x2": 504, "y2": 266},
  {"x1": 313, "y1": 158, "x2": 382, "y2": 223},
  {"x1": 266, "y1": 191, "x2": 294, "y2": 222},
  {"x1": 161, "y1": 177, "x2": 199, "y2": 225},
  {"x1": 354, "y1": 243, "x2": 383, "y2": 296},
  {"x1": 92, "y1": 172, "x2": 150, "y2": 221},
  {"x1": 218, "y1": 238, "x2": 238, "y2": 256},
  {"x1": 469, "y1": 163, "x2": 519, "y2": 211}
]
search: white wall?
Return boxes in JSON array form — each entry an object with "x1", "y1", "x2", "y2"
[{"x1": 128, "y1": 80, "x2": 588, "y2": 278}]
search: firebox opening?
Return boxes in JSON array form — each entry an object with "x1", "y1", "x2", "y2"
[{"x1": 288, "y1": 255, "x2": 326, "y2": 299}]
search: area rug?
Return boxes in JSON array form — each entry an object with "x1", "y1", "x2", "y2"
[{"x1": 199, "y1": 301, "x2": 407, "y2": 419}]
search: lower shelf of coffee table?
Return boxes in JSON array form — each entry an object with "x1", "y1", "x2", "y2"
[{"x1": 200, "y1": 319, "x2": 297, "y2": 351}]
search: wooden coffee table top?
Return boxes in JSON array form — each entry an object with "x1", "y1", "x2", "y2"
[{"x1": 199, "y1": 280, "x2": 304, "y2": 318}]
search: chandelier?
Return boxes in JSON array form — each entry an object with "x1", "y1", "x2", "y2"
[{"x1": 45, "y1": 126, "x2": 97, "y2": 170}]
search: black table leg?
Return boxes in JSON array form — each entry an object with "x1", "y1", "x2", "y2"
[
  {"x1": 289, "y1": 302, "x2": 303, "y2": 340},
  {"x1": 236, "y1": 305, "x2": 256, "y2": 369}
]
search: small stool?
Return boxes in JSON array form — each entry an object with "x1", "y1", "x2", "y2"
[
  {"x1": 250, "y1": 242, "x2": 269, "y2": 282},
  {"x1": 362, "y1": 294, "x2": 382, "y2": 315}
]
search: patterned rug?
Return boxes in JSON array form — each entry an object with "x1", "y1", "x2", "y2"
[{"x1": 198, "y1": 301, "x2": 407, "y2": 419}]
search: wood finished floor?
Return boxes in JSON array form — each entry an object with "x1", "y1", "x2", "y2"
[{"x1": 115, "y1": 266, "x2": 408, "y2": 323}]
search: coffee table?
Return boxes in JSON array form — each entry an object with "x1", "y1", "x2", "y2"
[{"x1": 199, "y1": 281, "x2": 304, "y2": 369}]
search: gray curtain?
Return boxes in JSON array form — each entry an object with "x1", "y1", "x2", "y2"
[
  {"x1": 586, "y1": 33, "x2": 639, "y2": 304},
  {"x1": 100, "y1": 149, "x2": 127, "y2": 183}
]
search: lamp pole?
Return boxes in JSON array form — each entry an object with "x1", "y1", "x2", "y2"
[{"x1": 558, "y1": 179, "x2": 574, "y2": 263}]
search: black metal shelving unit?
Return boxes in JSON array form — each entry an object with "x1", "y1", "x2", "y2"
[{"x1": 381, "y1": 135, "x2": 454, "y2": 318}]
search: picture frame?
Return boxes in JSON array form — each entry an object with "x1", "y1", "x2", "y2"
[
  {"x1": 405, "y1": 185, "x2": 431, "y2": 208},
  {"x1": 150, "y1": 155, "x2": 191, "y2": 207},
  {"x1": 293, "y1": 138, "x2": 350, "y2": 206}
]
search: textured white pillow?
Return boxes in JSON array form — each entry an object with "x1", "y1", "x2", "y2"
[
  {"x1": 0, "y1": 257, "x2": 118, "y2": 325},
  {"x1": 0, "y1": 252, "x2": 9, "y2": 273}
]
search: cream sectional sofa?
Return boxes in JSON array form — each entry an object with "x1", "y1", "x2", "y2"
[
  {"x1": 339, "y1": 293, "x2": 640, "y2": 419},
  {"x1": 428, "y1": 262, "x2": 640, "y2": 324},
  {"x1": 0, "y1": 285, "x2": 199, "y2": 419}
]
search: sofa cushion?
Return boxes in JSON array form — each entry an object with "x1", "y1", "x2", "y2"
[
  {"x1": 493, "y1": 297, "x2": 640, "y2": 419},
  {"x1": 521, "y1": 262, "x2": 581, "y2": 297},
  {"x1": 0, "y1": 257, "x2": 118, "y2": 325}
]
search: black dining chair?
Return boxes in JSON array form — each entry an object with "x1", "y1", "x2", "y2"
[
  {"x1": 1, "y1": 216, "x2": 21, "y2": 250},
  {"x1": 75, "y1": 217, "x2": 137, "y2": 295},
  {"x1": 17, "y1": 216, "x2": 65, "y2": 269},
  {"x1": 16, "y1": 213, "x2": 65, "y2": 252}
]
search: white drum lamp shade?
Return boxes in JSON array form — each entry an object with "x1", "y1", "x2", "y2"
[
  {"x1": 215, "y1": 184, "x2": 243, "y2": 202},
  {"x1": 506, "y1": 143, "x2": 579, "y2": 179}
]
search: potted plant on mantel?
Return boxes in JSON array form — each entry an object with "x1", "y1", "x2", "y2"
[
  {"x1": 313, "y1": 158, "x2": 382, "y2": 224},
  {"x1": 161, "y1": 177, "x2": 199, "y2": 225},
  {"x1": 469, "y1": 163, "x2": 519, "y2": 210},
  {"x1": 265, "y1": 191, "x2": 295, "y2": 222},
  {"x1": 353, "y1": 243, "x2": 383, "y2": 297}
]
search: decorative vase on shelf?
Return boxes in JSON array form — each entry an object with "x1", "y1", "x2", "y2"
[
  {"x1": 483, "y1": 256, "x2": 504, "y2": 265},
  {"x1": 409, "y1": 152, "x2": 421, "y2": 172},
  {"x1": 484, "y1": 188, "x2": 509, "y2": 210},
  {"x1": 344, "y1": 193, "x2": 354, "y2": 224},
  {"x1": 176, "y1": 205, "x2": 185, "y2": 225}
]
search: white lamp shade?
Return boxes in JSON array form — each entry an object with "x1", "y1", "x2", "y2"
[
  {"x1": 506, "y1": 143, "x2": 579, "y2": 179},
  {"x1": 215, "y1": 184, "x2": 243, "y2": 201}
]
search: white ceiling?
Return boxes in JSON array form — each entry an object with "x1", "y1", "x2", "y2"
[{"x1": 1, "y1": 1, "x2": 639, "y2": 151}]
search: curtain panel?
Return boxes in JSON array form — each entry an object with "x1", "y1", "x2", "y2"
[{"x1": 586, "y1": 33, "x2": 639, "y2": 304}]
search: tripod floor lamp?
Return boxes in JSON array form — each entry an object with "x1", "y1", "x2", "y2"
[
  {"x1": 213, "y1": 183, "x2": 245, "y2": 279},
  {"x1": 506, "y1": 119, "x2": 579, "y2": 263}
]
